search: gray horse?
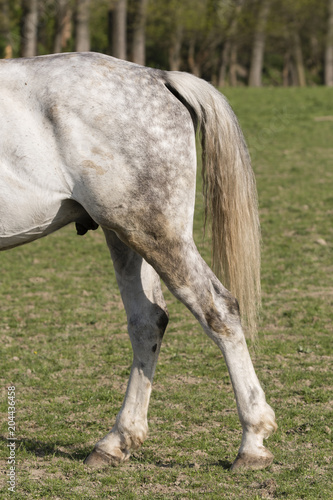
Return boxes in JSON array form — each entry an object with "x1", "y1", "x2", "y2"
[{"x1": 0, "y1": 52, "x2": 276, "y2": 471}]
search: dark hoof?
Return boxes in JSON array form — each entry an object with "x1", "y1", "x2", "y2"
[
  {"x1": 230, "y1": 449, "x2": 274, "y2": 472},
  {"x1": 84, "y1": 448, "x2": 122, "y2": 468}
]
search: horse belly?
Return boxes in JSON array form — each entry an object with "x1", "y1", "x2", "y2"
[
  {"x1": 0, "y1": 92, "x2": 74, "y2": 250},
  {"x1": 0, "y1": 185, "x2": 65, "y2": 250}
]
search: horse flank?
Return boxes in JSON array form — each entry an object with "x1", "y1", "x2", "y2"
[{"x1": 164, "y1": 72, "x2": 261, "y2": 338}]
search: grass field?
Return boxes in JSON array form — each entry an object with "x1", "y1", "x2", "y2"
[{"x1": 1, "y1": 87, "x2": 332, "y2": 499}]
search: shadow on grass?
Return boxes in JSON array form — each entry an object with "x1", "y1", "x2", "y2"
[
  {"x1": 1, "y1": 435, "x2": 232, "y2": 470},
  {"x1": 0, "y1": 435, "x2": 89, "y2": 462}
]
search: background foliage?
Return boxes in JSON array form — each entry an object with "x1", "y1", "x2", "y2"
[{"x1": 1, "y1": 0, "x2": 333, "y2": 85}]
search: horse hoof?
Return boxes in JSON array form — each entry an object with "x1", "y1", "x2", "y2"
[
  {"x1": 230, "y1": 449, "x2": 274, "y2": 472},
  {"x1": 84, "y1": 448, "x2": 122, "y2": 468}
]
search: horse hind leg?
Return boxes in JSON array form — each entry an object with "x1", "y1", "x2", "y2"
[
  {"x1": 84, "y1": 230, "x2": 168, "y2": 467},
  {"x1": 121, "y1": 229, "x2": 277, "y2": 471}
]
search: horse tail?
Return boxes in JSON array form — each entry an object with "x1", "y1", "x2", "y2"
[{"x1": 163, "y1": 71, "x2": 261, "y2": 339}]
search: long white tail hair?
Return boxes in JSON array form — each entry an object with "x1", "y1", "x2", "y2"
[{"x1": 164, "y1": 71, "x2": 261, "y2": 339}]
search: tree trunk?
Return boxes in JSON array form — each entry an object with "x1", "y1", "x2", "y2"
[
  {"x1": 53, "y1": 0, "x2": 72, "y2": 53},
  {"x1": 248, "y1": 0, "x2": 271, "y2": 87},
  {"x1": 168, "y1": 25, "x2": 183, "y2": 71},
  {"x1": 109, "y1": 0, "x2": 127, "y2": 60},
  {"x1": 0, "y1": 0, "x2": 11, "y2": 58},
  {"x1": 293, "y1": 32, "x2": 306, "y2": 87},
  {"x1": 282, "y1": 50, "x2": 291, "y2": 86},
  {"x1": 21, "y1": 0, "x2": 38, "y2": 57},
  {"x1": 131, "y1": 0, "x2": 148, "y2": 65},
  {"x1": 218, "y1": 40, "x2": 231, "y2": 87},
  {"x1": 325, "y1": 0, "x2": 333, "y2": 86},
  {"x1": 229, "y1": 42, "x2": 238, "y2": 86},
  {"x1": 218, "y1": 6, "x2": 242, "y2": 87},
  {"x1": 75, "y1": 0, "x2": 90, "y2": 52},
  {"x1": 188, "y1": 38, "x2": 200, "y2": 77}
]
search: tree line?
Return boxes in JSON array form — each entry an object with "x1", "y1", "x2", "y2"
[{"x1": 1, "y1": 0, "x2": 333, "y2": 86}]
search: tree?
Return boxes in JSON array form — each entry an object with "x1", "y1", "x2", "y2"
[
  {"x1": 217, "y1": 1, "x2": 246, "y2": 87},
  {"x1": 325, "y1": 0, "x2": 333, "y2": 85},
  {"x1": 248, "y1": 0, "x2": 271, "y2": 87},
  {"x1": 273, "y1": 0, "x2": 312, "y2": 86},
  {"x1": 109, "y1": 0, "x2": 127, "y2": 59},
  {"x1": 146, "y1": 0, "x2": 187, "y2": 71},
  {"x1": 168, "y1": 24, "x2": 183, "y2": 70},
  {"x1": 131, "y1": 0, "x2": 148, "y2": 65},
  {"x1": 21, "y1": 0, "x2": 38, "y2": 57},
  {"x1": 0, "y1": 0, "x2": 11, "y2": 58},
  {"x1": 75, "y1": 0, "x2": 90, "y2": 52},
  {"x1": 53, "y1": 0, "x2": 72, "y2": 54},
  {"x1": 0, "y1": 0, "x2": 331, "y2": 85},
  {"x1": 292, "y1": 31, "x2": 306, "y2": 86},
  {"x1": 184, "y1": 1, "x2": 221, "y2": 79}
]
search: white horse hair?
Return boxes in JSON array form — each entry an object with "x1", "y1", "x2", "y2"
[{"x1": 0, "y1": 52, "x2": 277, "y2": 471}]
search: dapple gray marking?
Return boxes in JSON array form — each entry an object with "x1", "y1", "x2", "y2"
[{"x1": 0, "y1": 52, "x2": 276, "y2": 471}]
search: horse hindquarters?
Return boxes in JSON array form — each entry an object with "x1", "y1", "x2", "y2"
[{"x1": 77, "y1": 58, "x2": 276, "y2": 470}]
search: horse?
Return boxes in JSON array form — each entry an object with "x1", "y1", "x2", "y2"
[{"x1": 0, "y1": 52, "x2": 277, "y2": 471}]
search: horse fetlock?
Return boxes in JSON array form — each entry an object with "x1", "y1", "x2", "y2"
[
  {"x1": 119, "y1": 424, "x2": 147, "y2": 451},
  {"x1": 242, "y1": 403, "x2": 277, "y2": 443},
  {"x1": 251, "y1": 402, "x2": 277, "y2": 439},
  {"x1": 232, "y1": 406, "x2": 276, "y2": 472},
  {"x1": 112, "y1": 420, "x2": 147, "y2": 450},
  {"x1": 261, "y1": 403, "x2": 278, "y2": 438}
]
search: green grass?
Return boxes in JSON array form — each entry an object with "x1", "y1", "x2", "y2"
[{"x1": 1, "y1": 87, "x2": 332, "y2": 498}]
